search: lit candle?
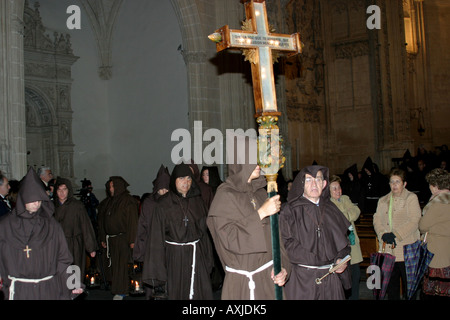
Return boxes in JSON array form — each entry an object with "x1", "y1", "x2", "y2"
[
  {"x1": 90, "y1": 277, "x2": 95, "y2": 285},
  {"x1": 135, "y1": 281, "x2": 140, "y2": 291}
]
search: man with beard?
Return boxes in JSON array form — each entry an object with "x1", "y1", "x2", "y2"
[
  {"x1": 98, "y1": 176, "x2": 139, "y2": 300},
  {"x1": 145, "y1": 163, "x2": 214, "y2": 300},
  {"x1": 279, "y1": 165, "x2": 351, "y2": 300},
  {"x1": 54, "y1": 177, "x2": 98, "y2": 279},
  {"x1": 0, "y1": 168, "x2": 81, "y2": 300}
]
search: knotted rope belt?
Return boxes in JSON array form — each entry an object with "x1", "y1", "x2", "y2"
[
  {"x1": 8, "y1": 275, "x2": 53, "y2": 300},
  {"x1": 165, "y1": 239, "x2": 200, "y2": 300},
  {"x1": 106, "y1": 233, "x2": 123, "y2": 267},
  {"x1": 225, "y1": 260, "x2": 274, "y2": 300}
]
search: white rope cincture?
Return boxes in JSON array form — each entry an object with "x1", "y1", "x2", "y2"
[
  {"x1": 8, "y1": 275, "x2": 53, "y2": 300},
  {"x1": 165, "y1": 239, "x2": 200, "y2": 300},
  {"x1": 225, "y1": 260, "x2": 274, "y2": 300},
  {"x1": 106, "y1": 233, "x2": 122, "y2": 267}
]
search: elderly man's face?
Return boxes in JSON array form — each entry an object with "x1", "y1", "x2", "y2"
[
  {"x1": 41, "y1": 170, "x2": 53, "y2": 183},
  {"x1": 303, "y1": 171, "x2": 326, "y2": 202}
]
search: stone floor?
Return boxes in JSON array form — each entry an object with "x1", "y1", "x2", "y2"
[{"x1": 80, "y1": 266, "x2": 377, "y2": 301}]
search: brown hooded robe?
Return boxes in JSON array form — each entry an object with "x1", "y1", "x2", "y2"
[
  {"x1": 133, "y1": 165, "x2": 170, "y2": 263},
  {"x1": 207, "y1": 162, "x2": 291, "y2": 300},
  {"x1": 144, "y1": 163, "x2": 214, "y2": 300},
  {"x1": 0, "y1": 168, "x2": 74, "y2": 300},
  {"x1": 97, "y1": 176, "x2": 139, "y2": 295},
  {"x1": 279, "y1": 165, "x2": 351, "y2": 300},
  {"x1": 54, "y1": 177, "x2": 98, "y2": 278}
]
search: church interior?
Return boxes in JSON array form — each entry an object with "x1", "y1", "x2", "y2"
[
  {"x1": 1, "y1": 0, "x2": 449, "y2": 198},
  {"x1": 1, "y1": 0, "x2": 449, "y2": 302}
]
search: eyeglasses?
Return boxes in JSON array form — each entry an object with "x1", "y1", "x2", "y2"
[
  {"x1": 389, "y1": 180, "x2": 403, "y2": 185},
  {"x1": 304, "y1": 177, "x2": 324, "y2": 184}
]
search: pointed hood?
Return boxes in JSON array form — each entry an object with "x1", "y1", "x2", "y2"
[
  {"x1": 343, "y1": 163, "x2": 359, "y2": 181},
  {"x1": 226, "y1": 163, "x2": 266, "y2": 193},
  {"x1": 362, "y1": 156, "x2": 375, "y2": 174},
  {"x1": 187, "y1": 160, "x2": 201, "y2": 182},
  {"x1": 288, "y1": 165, "x2": 330, "y2": 203},
  {"x1": 152, "y1": 165, "x2": 170, "y2": 194},
  {"x1": 14, "y1": 167, "x2": 54, "y2": 218},
  {"x1": 224, "y1": 132, "x2": 265, "y2": 193},
  {"x1": 403, "y1": 149, "x2": 412, "y2": 160}
]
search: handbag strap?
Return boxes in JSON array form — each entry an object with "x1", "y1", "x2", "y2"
[{"x1": 388, "y1": 194, "x2": 393, "y2": 231}]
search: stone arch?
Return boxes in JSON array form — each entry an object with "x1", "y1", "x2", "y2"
[
  {"x1": 170, "y1": 0, "x2": 207, "y2": 55},
  {"x1": 24, "y1": 86, "x2": 57, "y2": 172}
]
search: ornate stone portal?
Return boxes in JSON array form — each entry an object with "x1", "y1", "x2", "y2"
[{"x1": 24, "y1": 1, "x2": 78, "y2": 181}]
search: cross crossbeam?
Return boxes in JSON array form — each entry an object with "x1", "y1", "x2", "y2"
[{"x1": 210, "y1": 0, "x2": 301, "y2": 117}]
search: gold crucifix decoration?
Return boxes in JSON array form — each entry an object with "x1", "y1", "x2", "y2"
[
  {"x1": 209, "y1": 0, "x2": 301, "y2": 117},
  {"x1": 24, "y1": 245, "x2": 32, "y2": 259}
]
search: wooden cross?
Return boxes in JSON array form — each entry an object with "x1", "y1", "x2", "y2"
[
  {"x1": 209, "y1": 0, "x2": 301, "y2": 118},
  {"x1": 24, "y1": 245, "x2": 32, "y2": 259},
  {"x1": 210, "y1": 0, "x2": 302, "y2": 301}
]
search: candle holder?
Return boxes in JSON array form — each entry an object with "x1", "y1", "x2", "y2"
[
  {"x1": 85, "y1": 272, "x2": 100, "y2": 289},
  {"x1": 129, "y1": 262, "x2": 145, "y2": 297},
  {"x1": 129, "y1": 279, "x2": 144, "y2": 297}
]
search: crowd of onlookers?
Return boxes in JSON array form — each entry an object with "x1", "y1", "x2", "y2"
[{"x1": 0, "y1": 143, "x2": 448, "y2": 301}]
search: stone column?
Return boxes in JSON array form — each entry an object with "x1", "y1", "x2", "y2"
[
  {"x1": 376, "y1": 0, "x2": 414, "y2": 171},
  {"x1": 0, "y1": 0, "x2": 26, "y2": 180}
]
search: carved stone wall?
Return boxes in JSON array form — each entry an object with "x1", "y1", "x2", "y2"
[
  {"x1": 281, "y1": 0, "x2": 422, "y2": 175},
  {"x1": 23, "y1": 1, "x2": 78, "y2": 181},
  {"x1": 282, "y1": 0, "x2": 326, "y2": 171}
]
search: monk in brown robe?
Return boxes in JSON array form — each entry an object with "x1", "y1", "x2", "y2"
[
  {"x1": 279, "y1": 165, "x2": 351, "y2": 300},
  {"x1": 0, "y1": 168, "x2": 78, "y2": 300},
  {"x1": 145, "y1": 163, "x2": 214, "y2": 300},
  {"x1": 207, "y1": 161, "x2": 290, "y2": 300},
  {"x1": 54, "y1": 177, "x2": 98, "y2": 278},
  {"x1": 98, "y1": 176, "x2": 139, "y2": 299}
]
